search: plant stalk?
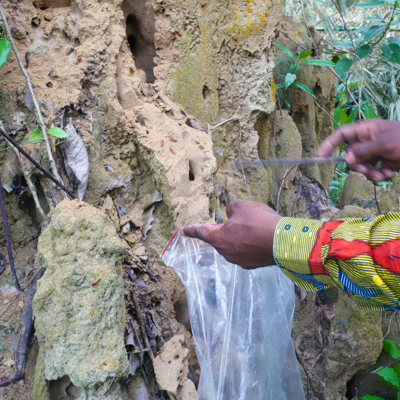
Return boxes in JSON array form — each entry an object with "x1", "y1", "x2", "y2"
[{"x1": 0, "y1": 5, "x2": 67, "y2": 200}]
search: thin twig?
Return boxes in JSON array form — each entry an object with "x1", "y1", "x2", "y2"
[
  {"x1": 309, "y1": 348, "x2": 327, "y2": 374},
  {"x1": 370, "y1": 2, "x2": 397, "y2": 47},
  {"x1": 0, "y1": 127, "x2": 75, "y2": 198},
  {"x1": 0, "y1": 174, "x2": 24, "y2": 294},
  {"x1": 323, "y1": 39, "x2": 366, "y2": 120},
  {"x1": 341, "y1": 312, "x2": 396, "y2": 400},
  {"x1": 279, "y1": 31, "x2": 302, "y2": 47},
  {"x1": 238, "y1": 124, "x2": 251, "y2": 200},
  {"x1": 0, "y1": 5, "x2": 67, "y2": 200},
  {"x1": 130, "y1": 319, "x2": 144, "y2": 351},
  {"x1": 131, "y1": 289, "x2": 154, "y2": 361},
  {"x1": 208, "y1": 117, "x2": 237, "y2": 131},
  {"x1": 292, "y1": 168, "x2": 301, "y2": 217},
  {"x1": 374, "y1": 184, "x2": 381, "y2": 214},
  {"x1": 276, "y1": 166, "x2": 296, "y2": 214},
  {"x1": 276, "y1": 92, "x2": 283, "y2": 116},
  {"x1": 99, "y1": 376, "x2": 116, "y2": 400},
  {"x1": 295, "y1": 350, "x2": 313, "y2": 400},
  {"x1": 0, "y1": 293, "x2": 21, "y2": 320},
  {"x1": 0, "y1": 267, "x2": 44, "y2": 320},
  {"x1": 0, "y1": 125, "x2": 47, "y2": 219},
  {"x1": 298, "y1": 0, "x2": 318, "y2": 55},
  {"x1": 314, "y1": 99, "x2": 336, "y2": 125}
]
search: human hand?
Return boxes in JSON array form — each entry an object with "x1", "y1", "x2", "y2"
[
  {"x1": 181, "y1": 200, "x2": 282, "y2": 269},
  {"x1": 318, "y1": 119, "x2": 400, "y2": 182}
]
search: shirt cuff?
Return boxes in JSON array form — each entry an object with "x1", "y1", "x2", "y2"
[{"x1": 273, "y1": 217, "x2": 333, "y2": 291}]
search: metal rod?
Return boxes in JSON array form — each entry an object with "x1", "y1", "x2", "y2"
[{"x1": 234, "y1": 156, "x2": 346, "y2": 169}]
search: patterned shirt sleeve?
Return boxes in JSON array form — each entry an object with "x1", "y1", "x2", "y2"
[{"x1": 273, "y1": 214, "x2": 400, "y2": 311}]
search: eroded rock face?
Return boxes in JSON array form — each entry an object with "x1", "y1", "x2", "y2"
[
  {"x1": 32, "y1": 199, "x2": 129, "y2": 389},
  {"x1": 153, "y1": 334, "x2": 196, "y2": 400}
]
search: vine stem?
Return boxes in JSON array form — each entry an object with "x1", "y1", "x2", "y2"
[
  {"x1": 0, "y1": 173, "x2": 24, "y2": 294},
  {"x1": 0, "y1": 5, "x2": 66, "y2": 200},
  {"x1": 369, "y1": 1, "x2": 397, "y2": 47},
  {"x1": 0, "y1": 127, "x2": 76, "y2": 198}
]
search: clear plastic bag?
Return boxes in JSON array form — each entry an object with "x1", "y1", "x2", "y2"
[{"x1": 161, "y1": 228, "x2": 305, "y2": 400}]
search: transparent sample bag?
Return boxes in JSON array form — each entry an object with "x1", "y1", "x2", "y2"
[{"x1": 161, "y1": 228, "x2": 305, "y2": 400}]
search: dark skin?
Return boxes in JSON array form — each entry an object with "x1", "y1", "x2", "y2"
[{"x1": 182, "y1": 119, "x2": 400, "y2": 268}]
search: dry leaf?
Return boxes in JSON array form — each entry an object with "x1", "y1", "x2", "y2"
[{"x1": 64, "y1": 121, "x2": 89, "y2": 200}]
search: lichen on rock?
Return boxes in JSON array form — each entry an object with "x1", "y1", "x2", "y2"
[{"x1": 32, "y1": 199, "x2": 129, "y2": 389}]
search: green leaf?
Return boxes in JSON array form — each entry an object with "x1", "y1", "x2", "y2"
[
  {"x1": 362, "y1": 105, "x2": 378, "y2": 119},
  {"x1": 365, "y1": 16, "x2": 385, "y2": 22},
  {"x1": 393, "y1": 364, "x2": 400, "y2": 378},
  {"x1": 300, "y1": 59, "x2": 335, "y2": 66},
  {"x1": 389, "y1": 43, "x2": 400, "y2": 63},
  {"x1": 275, "y1": 44, "x2": 296, "y2": 63},
  {"x1": 333, "y1": 107, "x2": 348, "y2": 127},
  {"x1": 314, "y1": 0, "x2": 328, "y2": 4},
  {"x1": 383, "y1": 339, "x2": 400, "y2": 359},
  {"x1": 285, "y1": 73, "x2": 297, "y2": 89},
  {"x1": 48, "y1": 127, "x2": 68, "y2": 139},
  {"x1": 364, "y1": 25, "x2": 386, "y2": 42},
  {"x1": 298, "y1": 51, "x2": 312, "y2": 60},
  {"x1": 357, "y1": 45, "x2": 373, "y2": 59},
  {"x1": 335, "y1": 58, "x2": 354, "y2": 76},
  {"x1": 28, "y1": 129, "x2": 44, "y2": 143},
  {"x1": 292, "y1": 82, "x2": 316, "y2": 98},
  {"x1": 377, "y1": 367, "x2": 399, "y2": 388},
  {"x1": 360, "y1": 396, "x2": 386, "y2": 400},
  {"x1": 0, "y1": 39, "x2": 11, "y2": 68},
  {"x1": 388, "y1": 37, "x2": 400, "y2": 45},
  {"x1": 333, "y1": 41, "x2": 354, "y2": 48},
  {"x1": 276, "y1": 83, "x2": 284, "y2": 89},
  {"x1": 382, "y1": 43, "x2": 393, "y2": 59},
  {"x1": 355, "y1": 0, "x2": 384, "y2": 6},
  {"x1": 347, "y1": 112, "x2": 354, "y2": 125}
]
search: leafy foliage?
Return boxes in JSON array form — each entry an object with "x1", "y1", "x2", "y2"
[
  {"x1": 360, "y1": 340, "x2": 400, "y2": 399},
  {"x1": 275, "y1": 45, "x2": 334, "y2": 103},
  {"x1": 0, "y1": 37, "x2": 10, "y2": 68},
  {"x1": 281, "y1": 0, "x2": 400, "y2": 125}
]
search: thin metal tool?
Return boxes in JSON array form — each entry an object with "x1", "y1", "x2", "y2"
[{"x1": 235, "y1": 156, "x2": 346, "y2": 169}]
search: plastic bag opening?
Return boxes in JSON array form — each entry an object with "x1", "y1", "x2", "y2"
[{"x1": 161, "y1": 227, "x2": 305, "y2": 400}]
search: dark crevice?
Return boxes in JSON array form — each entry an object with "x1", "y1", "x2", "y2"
[
  {"x1": 125, "y1": 9, "x2": 157, "y2": 83},
  {"x1": 202, "y1": 84, "x2": 210, "y2": 100},
  {"x1": 189, "y1": 161, "x2": 195, "y2": 181},
  {"x1": 253, "y1": 111, "x2": 273, "y2": 161}
]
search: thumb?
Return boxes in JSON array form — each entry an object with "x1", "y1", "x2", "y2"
[
  {"x1": 346, "y1": 140, "x2": 383, "y2": 165},
  {"x1": 181, "y1": 224, "x2": 222, "y2": 246}
]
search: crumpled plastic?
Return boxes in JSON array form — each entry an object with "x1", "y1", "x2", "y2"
[{"x1": 161, "y1": 227, "x2": 305, "y2": 400}]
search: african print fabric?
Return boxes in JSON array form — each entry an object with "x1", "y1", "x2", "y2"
[{"x1": 273, "y1": 214, "x2": 400, "y2": 311}]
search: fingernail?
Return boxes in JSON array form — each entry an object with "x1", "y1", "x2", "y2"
[
  {"x1": 180, "y1": 229, "x2": 186, "y2": 237},
  {"x1": 346, "y1": 152, "x2": 356, "y2": 164}
]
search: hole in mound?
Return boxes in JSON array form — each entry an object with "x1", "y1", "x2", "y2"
[
  {"x1": 48, "y1": 375, "x2": 82, "y2": 399},
  {"x1": 202, "y1": 84, "x2": 210, "y2": 100},
  {"x1": 33, "y1": 0, "x2": 71, "y2": 9},
  {"x1": 189, "y1": 161, "x2": 195, "y2": 181},
  {"x1": 125, "y1": 11, "x2": 157, "y2": 83},
  {"x1": 253, "y1": 111, "x2": 273, "y2": 161},
  {"x1": 173, "y1": 293, "x2": 191, "y2": 332}
]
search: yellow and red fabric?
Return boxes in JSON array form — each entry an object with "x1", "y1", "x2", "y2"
[{"x1": 273, "y1": 214, "x2": 400, "y2": 311}]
